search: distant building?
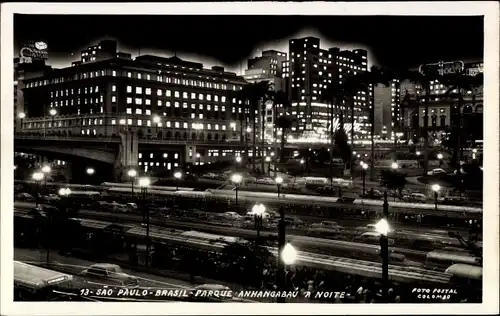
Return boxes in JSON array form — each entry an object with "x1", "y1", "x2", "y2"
[{"x1": 283, "y1": 36, "x2": 371, "y2": 140}]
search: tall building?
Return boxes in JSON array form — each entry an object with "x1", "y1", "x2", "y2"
[
  {"x1": 18, "y1": 48, "x2": 248, "y2": 172},
  {"x1": 72, "y1": 40, "x2": 132, "y2": 67},
  {"x1": 244, "y1": 50, "x2": 287, "y2": 146},
  {"x1": 283, "y1": 36, "x2": 371, "y2": 141},
  {"x1": 247, "y1": 50, "x2": 287, "y2": 78}
]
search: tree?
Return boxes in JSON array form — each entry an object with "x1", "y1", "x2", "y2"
[
  {"x1": 238, "y1": 81, "x2": 274, "y2": 173},
  {"x1": 380, "y1": 170, "x2": 406, "y2": 200},
  {"x1": 222, "y1": 241, "x2": 275, "y2": 287},
  {"x1": 442, "y1": 72, "x2": 483, "y2": 167}
]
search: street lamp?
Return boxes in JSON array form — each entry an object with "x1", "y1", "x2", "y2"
[
  {"x1": 362, "y1": 163, "x2": 368, "y2": 196},
  {"x1": 49, "y1": 108, "x2": 57, "y2": 130},
  {"x1": 86, "y1": 168, "x2": 95, "y2": 175},
  {"x1": 18, "y1": 112, "x2": 26, "y2": 132},
  {"x1": 32, "y1": 172, "x2": 44, "y2": 208},
  {"x1": 58, "y1": 187, "x2": 72, "y2": 196},
  {"x1": 235, "y1": 156, "x2": 242, "y2": 164},
  {"x1": 153, "y1": 115, "x2": 161, "y2": 137},
  {"x1": 437, "y1": 153, "x2": 443, "y2": 167},
  {"x1": 127, "y1": 169, "x2": 137, "y2": 196},
  {"x1": 174, "y1": 171, "x2": 182, "y2": 190},
  {"x1": 231, "y1": 173, "x2": 243, "y2": 210},
  {"x1": 416, "y1": 151, "x2": 421, "y2": 156},
  {"x1": 138, "y1": 177, "x2": 151, "y2": 267},
  {"x1": 391, "y1": 162, "x2": 398, "y2": 170},
  {"x1": 265, "y1": 156, "x2": 271, "y2": 176},
  {"x1": 252, "y1": 204, "x2": 265, "y2": 241},
  {"x1": 282, "y1": 242, "x2": 297, "y2": 265},
  {"x1": 281, "y1": 242, "x2": 297, "y2": 293},
  {"x1": 41, "y1": 165, "x2": 51, "y2": 192},
  {"x1": 196, "y1": 153, "x2": 201, "y2": 165},
  {"x1": 275, "y1": 176, "x2": 283, "y2": 198},
  {"x1": 432, "y1": 184, "x2": 440, "y2": 211},
  {"x1": 376, "y1": 192, "x2": 390, "y2": 302}
]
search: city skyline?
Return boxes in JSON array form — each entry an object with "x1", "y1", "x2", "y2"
[{"x1": 14, "y1": 15, "x2": 484, "y2": 73}]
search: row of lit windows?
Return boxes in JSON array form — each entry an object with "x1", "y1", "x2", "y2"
[
  {"x1": 25, "y1": 68, "x2": 244, "y2": 91},
  {"x1": 110, "y1": 119, "x2": 227, "y2": 131},
  {"x1": 139, "y1": 152, "x2": 179, "y2": 159},
  {"x1": 50, "y1": 97, "x2": 103, "y2": 107}
]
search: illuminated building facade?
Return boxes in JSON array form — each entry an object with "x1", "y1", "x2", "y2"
[
  {"x1": 401, "y1": 61, "x2": 483, "y2": 144},
  {"x1": 18, "y1": 47, "x2": 248, "y2": 172},
  {"x1": 282, "y1": 36, "x2": 371, "y2": 142}
]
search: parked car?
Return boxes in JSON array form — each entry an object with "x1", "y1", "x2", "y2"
[
  {"x1": 428, "y1": 168, "x2": 447, "y2": 176},
  {"x1": 256, "y1": 177, "x2": 275, "y2": 185},
  {"x1": 15, "y1": 192, "x2": 35, "y2": 202},
  {"x1": 223, "y1": 211, "x2": 243, "y2": 220}
]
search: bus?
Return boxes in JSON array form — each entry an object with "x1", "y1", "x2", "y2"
[{"x1": 14, "y1": 261, "x2": 75, "y2": 301}]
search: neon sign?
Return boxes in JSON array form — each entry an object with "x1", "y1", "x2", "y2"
[
  {"x1": 419, "y1": 61, "x2": 464, "y2": 76},
  {"x1": 19, "y1": 41, "x2": 48, "y2": 64}
]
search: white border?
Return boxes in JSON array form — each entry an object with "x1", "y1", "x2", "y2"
[{"x1": 1, "y1": 2, "x2": 499, "y2": 315}]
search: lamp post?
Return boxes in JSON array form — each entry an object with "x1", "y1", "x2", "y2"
[
  {"x1": 281, "y1": 242, "x2": 297, "y2": 296},
  {"x1": 41, "y1": 165, "x2": 51, "y2": 192},
  {"x1": 138, "y1": 177, "x2": 151, "y2": 267},
  {"x1": 391, "y1": 162, "x2": 398, "y2": 170},
  {"x1": 231, "y1": 173, "x2": 242, "y2": 210},
  {"x1": 127, "y1": 169, "x2": 137, "y2": 196},
  {"x1": 153, "y1": 115, "x2": 161, "y2": 138},
  {"x1": 275, "y1": 176, "x2": 283, "y2": 198},
  {"x1": 49, "y1": 108, "x2": 57, "y2": 132},
  {"x1": 32, "y1": 172, "x2": 44, "y2": 208},
  {"x1": 376, "y1": 192, "x2": 390, "y2": 302},
  {"x1": 174, "y1": 171, "x2": 182, "y2": 191},
  {"x1": 362, "y1": 163, "x2": 368, "y2": 196},
  {"x1": 252, "y1": 204, "x2": 265, "y2": 242},
  {"x1": 18, "y1": 112, "x2": 26, "y2": 133},
  {"x1": 265, "y1": 156, "x2": 271, "y2": 176},
  {"x1": 437, "y1": 153, "x2": 443, "y2": 167},
  {"x1": 432, "y1": 184, "x2": 440, "y2": 211}
]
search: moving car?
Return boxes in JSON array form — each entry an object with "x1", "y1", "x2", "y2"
[
  {"x1": 79, "y1": 263, "x2": 139, "y2": 288},
  {"x1": 428, "y1": 168, "x2": 447, "y2": 176}
]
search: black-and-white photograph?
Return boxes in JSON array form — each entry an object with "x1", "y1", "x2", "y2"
[{"x1": 1, "y1": 2, "x2": 499, "y2": 315}]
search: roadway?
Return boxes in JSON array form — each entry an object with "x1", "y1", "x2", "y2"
[{"x1": 14, "y1": 201, "x2": 472, "y2": 247}]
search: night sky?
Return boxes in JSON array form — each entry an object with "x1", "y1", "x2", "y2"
[{"x1": 14, "y1": 14, "x2": 484, "y2": 73}]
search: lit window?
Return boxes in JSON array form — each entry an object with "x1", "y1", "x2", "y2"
[
  {"x1": 150, "y1": 153, "x2": 154, "y2": 159},
  {"x1": 138, "y1": 73, "x2": 142, "y2": 79},
  {"x1": 175, "y1": 122, "x2": 180, "y2": 128},
  {"x1": 222, "y1": 96, "x2": 226, "y2": 103},
  {"x1": 126, "y1": 108, "x2": 132, "y2": 114},
  {"x1": 147, "y1": 74, "x2": 151, "y2": 80},
  {"x1": 183, "y1": 92, "x2": 188, "y2": 99},
  {"x1": 127, "y1": 97, "x2": 132, "y2": 104},
  {"x1": 145, "y1": 88, "x2": 151, "y2": 95},
  {"x1": 199, "y1": 114, "x2": 203, "y2": 119},
  {"x1": 111, "y1": 119, "x2": 116, "y2": 125},
  {"x1": 191, "y1": 113, "x2": 195, "y2": 119},
  {"x1": 207, "y1": 95, "x2": 211, "y2": 101},
  {"x1": 112, "y1": 71, "x2": 116, "y2": 77},
  {"x1": 175, "y1": 102, "x2": 179, "y2": 108},
  {"x1": 135, "y1": 98, "x2": 142, "y2": 105},
  {"x1": 145, "y1": 109, "x2": 151, "y2": 115},
  {"x1": 174, "y1": 91, "x2": 180, "y2": 98},
  {"x1": 166, "y1": 101, "x2": 171, "y2": 107},
  {"x1": 127, "y1": 119, "x2": 132, "y2": 125},
  {"x1": 137, "y1": 119, "x2": 142, "y2": 126},
  {"x1": 136, "y1": 87, "x2": 142, "y2": 94},
  {"x1": 183, "y1": 122, "x2": 188, "y2": 128},
  {"x1": 145, "y1": 99, "x2": 151, "y2": 105},
  {"x1": 214, "y1": 95, "x2": 219, "y2": 102},
  {"x1": 127, "y1": 72, "x2": 132, "y2": 78},
  {"x1": 147, "y1": 120, "x2": 151, "y2": 127},
  {"x1": 127, "y1": 86, "x2": 132, "y2": 93},
  {"x1": 158, "y1": 100, "x2": 162, "y2": 106},
  {"x1": 166, "y1": 121, "x2": 171, "y2": 127},
  {"x1": 112, "y1": 85, "x2": 116, "y2": 92},
  {"x1": 191, "y1": 93, "x2": 196, "y2": 99},
  {"x1": 199, "y1": 94, "x2": 204, "y2": 100},
  {"x1": 166, "y1": 90, "x2": 172, "y2": 97},
  {"x1": 157, "y1": 89, "x2": 163, "y2": 96},
  {"x1": 136, "y1": 108, "x2": 142, "y2": 114}
]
